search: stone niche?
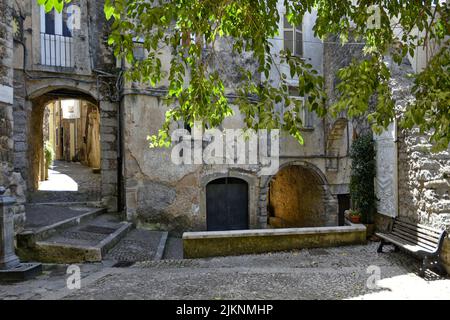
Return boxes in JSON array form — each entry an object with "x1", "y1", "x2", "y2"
[{"x1": 268, "y1": 165, "x2": 330, "y2": 228}]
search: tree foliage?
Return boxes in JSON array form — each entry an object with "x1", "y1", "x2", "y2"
[{"x1": 39, "y1": 0, "x2": 450, "y2": 149}]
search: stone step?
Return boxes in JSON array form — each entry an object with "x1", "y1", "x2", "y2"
[
  {"x1": 17, "y1": 206, "x2": 107, "y2": 248},
  {"x1": 21, "y1": 214, "x2": 133, "y2": 264},
  {"x1": 28, "y1": 191, "x2": 102, "y2": 203}
]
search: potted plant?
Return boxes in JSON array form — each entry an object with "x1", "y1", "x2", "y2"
[{"x1": 349, "y1": 210, "x2": 362, "y2": 224}]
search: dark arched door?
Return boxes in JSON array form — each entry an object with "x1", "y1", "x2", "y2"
[{"x1": 206, "y1": 178, "x2": 249, "y2": 231}]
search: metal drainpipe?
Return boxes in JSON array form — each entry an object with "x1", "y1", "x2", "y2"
[
  {"x1": 116, "y1": 62, "x2": 125, "y2": 214},
  {"x1": 117, "y1": 97, "x2": 123, "y2": 213}
]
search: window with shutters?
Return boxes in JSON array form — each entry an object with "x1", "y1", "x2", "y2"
[{"x1": 283, "y1": 15, "x2": 303, "y2": 57}]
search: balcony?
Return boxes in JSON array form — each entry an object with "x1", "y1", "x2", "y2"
[{"x1": 40, "y1": 32, "x2": 74, "y2": 68}]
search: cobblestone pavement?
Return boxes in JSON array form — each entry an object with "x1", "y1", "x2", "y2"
[
  {"x1": 105, "y1": 230, "x2": 166, "y2": 262},
  {"x1": 0, "y1": 243, "x2": 449, "y2": 300},
  {"x1": 30, "y1": 161, "x2": 101, "y2": 203},
  {"x1": 163, "y1": 236, "x2": 184, "y2": 260}
]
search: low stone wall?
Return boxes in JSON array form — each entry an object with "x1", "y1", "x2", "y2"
[{"x1": 183, "y1": 224, "x2": 366, "y2": 259}]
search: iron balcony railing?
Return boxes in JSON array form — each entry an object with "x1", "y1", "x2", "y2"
[{"x1": 40, "y1": 32, "x2": 74, "y2": 68}]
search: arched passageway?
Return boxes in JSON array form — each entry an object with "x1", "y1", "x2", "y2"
[
  {"x1": 206, "y1": 177, "x2": 249, "y2": 231},
  {"x1": 267, "y1": 165, "x2": 329, "y2": 228},
  {"x1": 28, "y1": 90, "x2": 101, "y2": 202}
]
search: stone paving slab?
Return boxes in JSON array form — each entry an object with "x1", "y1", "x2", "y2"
[
  {"x1": 24, "y1": 204, "x2": 97, "y2": 230},
  {"x1": 43, "y1": 214, "x2": 124, "y2": 247}
]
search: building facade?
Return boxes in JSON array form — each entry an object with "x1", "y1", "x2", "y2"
[
  {"x1": 0, "y1": 0, "x2": 448, "y2": 272},
  {"x1": 0, "y1": 0, "x2": 362, "y2": 235}
]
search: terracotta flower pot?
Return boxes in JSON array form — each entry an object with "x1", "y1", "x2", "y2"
[{"x1": 350, "y1": 215, "x2": 361, "y2": 223}]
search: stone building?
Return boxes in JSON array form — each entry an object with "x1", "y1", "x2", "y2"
[
  {"x1": 121, "y1": 4, "x2": 362, "y2": 233},
  {"x1": 3, "y1": 0, "x2": 120, "y2": 228},
  {"x1": 0, "y1": 0, "x2": 448, "y2": 271},
  {"x1": 0, "y1": 0, "x2": 360, "y2": 234}
]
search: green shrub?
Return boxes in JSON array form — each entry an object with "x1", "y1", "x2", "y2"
[
  {"x1": 44, "y1": 141, "x2": 55, "y2": 168},
  {"x1": 349, "y1": 134, "x2": 376, "y2": 224}
]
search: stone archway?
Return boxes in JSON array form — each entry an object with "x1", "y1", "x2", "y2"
[
  {"x1": 259, "y1": 161, "x2": 338, "y2": 228},
  {"x1": 27, "y1": 89, "x2": 99, "y2": 194},
  {"x1": 15, "y1": 83, "x2": 120, "y2": 211}
]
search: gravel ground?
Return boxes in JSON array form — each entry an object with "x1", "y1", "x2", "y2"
[{"x1": 1, "y1": 243, "x2": 449, "y2": 300}]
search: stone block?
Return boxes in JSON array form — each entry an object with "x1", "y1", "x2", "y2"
[
  {"x1": 101, "y1": 183, "x2": 116, "y2": 196},
  {"x1": 100, "y1": 101, "x2": 117, "y2": 112},
  {"x1": 102, "y1": 150, "x2": 118, "y2": 160},
  {"x1": 101, "y1": 141, "x2": 116, "y2": 152},
  {"x1": 102, "y1": 170, "x2": 117, "y2": 184},
  {"x1": 14, "y1": 141, "x2": 26, "y2": 152},
  {"x1": 101, "y1": 133, "x2": 116, "y2": 143},
  {"x1": 101, "y1": 159, "x2": 117, "y2": 171},
  {"x1": 100, "y1": 118, "x2": 117, "y2": 127}
]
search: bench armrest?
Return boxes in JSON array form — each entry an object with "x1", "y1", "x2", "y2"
[{"x1": 436, "y1": 230, "x2": 448, "y2": 255}]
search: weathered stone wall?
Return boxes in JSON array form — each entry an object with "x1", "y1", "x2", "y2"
[
  {"x1": 121, "y1": 17, "x2": 368, "y2": 233},
  {"x1": 398, "y1": 132, "x2": 450, "y2": 227},
  {"x1": 1, "y1": 0, "x2": 26, "y2": 231},
  {"x1": 100, "y1": 100, "x2": 118, "y2": 211},
  {"x1": 322, "y1": 35, "x2": 371, "y2": 175},
  {"x1": 378, "y1": 58, "x2": 450, "y2": 272},
  {"x1": 122, "y1": 85, "x2": 349, "y2": 233},
  {"x1": 398, "y1": 128, "x2": 450, "y2": 272},
  {"x1": 323, "y1": 35, "x2": 365, "y2": 106},
  {"x1": 0, "y1": 0, "x2": 14, "y2": 190},
  {"x1": 122, "y1": 94, "x2": 207, "y2": 232}
]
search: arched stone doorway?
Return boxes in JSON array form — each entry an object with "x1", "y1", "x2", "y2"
[
  {"x1": 27, "y1": 89, "x2": 101, "y2": 202},
  {"x1": 264, "y1": 163, "x2": 338, "y2": 228},
  {"x1": 206, "y1": 177, "x2": 249, "y2": 231}
]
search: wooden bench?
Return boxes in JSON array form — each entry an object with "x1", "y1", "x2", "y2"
[{"x1": 376, "y1": 218, "x2": 447, "y2": 277}]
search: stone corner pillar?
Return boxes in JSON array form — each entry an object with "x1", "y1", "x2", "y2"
[{"x1": 0, "y1": 186, "x2": 20, "y2": 270}]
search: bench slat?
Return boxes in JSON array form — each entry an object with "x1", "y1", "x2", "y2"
[
  {"x1": 395, "y1": 219, "x2": 443, "y2": 236},
  {"x1": 392, "y1": 225, "x2": 440, "y2": 246},
  {"x1": 376, "y1": 233, "x2": 434, "y2": 254},
  {"x1": 393, "y1": 223, "x2": 441, "y2": 243},
  {"x1": 394, "y1": 221, "x2": 442, "y2": 240},
  {"x1": 391, "y1": 228, "x2": 438, "y2": 251},
  {"x1": 395, "y1": 220, "x2": 442, "y2": 236},
  {"x1": 389, "y1": 233, "x2": 436, "y2": 252}
]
